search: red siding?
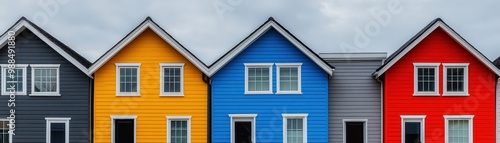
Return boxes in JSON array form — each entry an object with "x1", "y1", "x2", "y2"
[{"x1": 383, "y1": 28, "x2": 497, "y2": 143}]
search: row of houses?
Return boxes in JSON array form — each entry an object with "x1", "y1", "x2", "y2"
[{"x1": 0, "y1": 17, "x2": 498, "y2": 143}]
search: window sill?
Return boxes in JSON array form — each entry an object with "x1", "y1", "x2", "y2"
[
  {"x1": 276, "y1": 91, "x2": 302, "y2": 95},
  {"x1": 1, "y1": 92, "x2": 27, "y2": 96},
  {"x1": 29, "y1": 93, "x2": 61, "y2": 96},
  {"x1": 244, "y1": 91, "x2": 273, "y2": 95},
  {"x1": 413, "y1": 93, "x2": 440, "y2": 96},
  {"x1": 442, "y1": 93, "x2": 469, "y2": 96},
  {"x1": 160, "y1": 94, "x2": 184, "y2": 97},
  {"x1": 116, "y1": 93, "x2": 141, "y2": 96}
]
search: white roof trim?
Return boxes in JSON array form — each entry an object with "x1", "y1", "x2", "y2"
[
  {"x1": 319, "y1": 52, "x2": 387, "y2": 60},
  {"x1": 88, "y1": 18, "x2": 209, "y2": 75},
  {"x1": 207, "y1": 20, "x2": 333, "y2": 76},
  {"x1": 374, "y1": 20, "x2": 500, "y2": 78},
  {"x1": 0, "y1": 19, "x2": 91, "y2": 77}
]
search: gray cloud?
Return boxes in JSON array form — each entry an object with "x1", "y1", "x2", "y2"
[{"x1": 1, "y1": 0, "x2": 499, "y2": 64}]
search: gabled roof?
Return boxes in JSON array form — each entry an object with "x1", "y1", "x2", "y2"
[
  {"x1": 0, "y1": 17, "x2": 92, "y2": 76},
  {"x1": 373, "y1": 18, "x2": 500, "y2": 78},
  {"x1": 207, "y1": 17, "x2": 334, "y2": 76},
  {"x1": 89, "y1": 17, "x2": 209, "y2": 75}
]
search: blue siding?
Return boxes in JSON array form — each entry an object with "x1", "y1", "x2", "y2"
[{"x1": 211, "y1": 28, "x2": 329, "y2": 143}]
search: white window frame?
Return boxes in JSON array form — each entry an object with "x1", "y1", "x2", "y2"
[
  {"x1": 116, "y1": 63, "x2": 141, "y2": 96},
  {"x1": 45, "y1": 117, "x2": 70, "y2": 143},
  {"x1": 166, "y1": 116, "x2": 191, "y2": 143},
  {"x1": 443, "y1": 63, "x2": 469, "y2": 96},
  {"x1": 30, "y1": 64, "x2": 60, "y2": 96},
  {"x1": 276, "y1": 63, "x2": 302, "y2": 94},
  {"x1": 444, "y1": 115, "x2": 473, "y2": 143},
  {"x1": 342, "y1": 119, "x2": 368, "y2": 143},
  {"x1": 1, "y1": 64, "x2": 28, "y2": 95},
  {"x1": 160, "y1": 63, "x2": 185, "y2": 96},
  {"x1": 401, "y1": 115, "x2": 426, "y2": 143},
  {"x1": 282, "y1": 114, "x2": 308, "y2": 143},
  {"x1": 413, "y1": 63, "x2": 440, "y2": 96},
  {"x1": 111, "y1": 116, "x2": 137, "y2": 143},
  {"x1": 0, "y1": 119, "x2": 12, "y2": 143},
  {"x1": 229, "y1": 114, "x2": 257, "y2": 143},
  {"x1": 244, "y1": 63, "x2": 273, "y2": 94}
]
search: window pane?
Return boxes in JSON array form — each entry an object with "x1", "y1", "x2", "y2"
[
  {"x1": 447, "y1": 68, "x2": 465, "y2": 92},
  {"x1": 448, "y1": 120, "x2": 469, "y2": 143},
  {"x1": 5, "y1": 68, "x2": 23, "y2": 93},
  {"x1": 280, "y1": 67, "x2": 299, "y2": 92},
  {"x1": 34, "y1": 69, "x2": 57, "y2": 93},
  {"x1": 119, "y1": 68, "x2": 138, "y2": 93},
  {"x1": 163, "y1": 67, "x2": 182, "y2": 93},
  {"x1": 417, "y1": 68, "x2": 435, "y2": 92},
  {"x1": 287, "y1": 119, "x2": 303, "y2": 143},
  {"x1": 247, "y1": 67, "x2": 270, "y2": 92},
  {"x1": 50, "y1": 123, "x2": 65, "y2": 143},
  {"x1": 404, "y1": 122, "x2": 421, "y2": 143},
  {"x1": 0, "y1": 120, "x2": 9, "y2": 143},
  {"x1": 170, "y1": 120, "x2": 188, "y2": 143}
]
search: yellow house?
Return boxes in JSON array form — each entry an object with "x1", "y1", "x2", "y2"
[{"x1": 88, "y1": 17, "x2": 210, "y2": 143}]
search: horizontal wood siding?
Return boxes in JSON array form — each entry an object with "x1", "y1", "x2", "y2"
[
  {"x1": 384, "y1": 28, "x2": 496, "y2": 143},
  {"x1": 93, "y1": 29, "x2": 207, "y2": 143},
  {"x1": 0, "y1": 29, "x2": 91, "y2": 142},
  {"x1": 326, "y1": 60, "x2": 382, "y2": 143},
  {"x1": 211, "y1": 28, "x2": 329, "y2": 143}
]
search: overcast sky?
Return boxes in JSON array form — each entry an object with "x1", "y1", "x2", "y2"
[{"x1": 1, "y1": 0, "x2": 499, "y2": 64}]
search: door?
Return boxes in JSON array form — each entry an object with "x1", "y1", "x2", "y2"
[
  {"x1": 114, "y1": 119, "x2": 134, "y2": 143},
  {"x1": 346, "y1": 122, "x2": 365, "y2": 143},
  {"x1": 234, "y1": 121, "x2": 252, "y2": 143}
]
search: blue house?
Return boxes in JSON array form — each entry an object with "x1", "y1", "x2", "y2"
[{"x1": 207, "y1": 17, "x2": 334, "y2": 143}]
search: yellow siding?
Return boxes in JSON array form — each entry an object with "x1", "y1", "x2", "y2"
[{"x1": 93, "y1": 29, "x2": 207, "y2": 143}]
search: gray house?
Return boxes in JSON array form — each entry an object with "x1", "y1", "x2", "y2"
[
  {"x1": 495, "y1": 56, "x2": 500, "y2": 143},
  {"x1": 320, "y1": 52, "x2": 386, "y2": 143},
  {"x1": 0, "y1": 17, "x2": 92, "y2": 143}
]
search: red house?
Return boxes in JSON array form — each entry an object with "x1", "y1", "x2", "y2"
[{"x1": 373, "y1": 18, "x2": 500, "y2": 143}]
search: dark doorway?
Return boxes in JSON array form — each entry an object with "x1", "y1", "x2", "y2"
[
  {"x1": 346, "y1": 122, "x2": 364, "y2": 143},
  {"x1": 235, "y1": 121, "x2": 252, "y2": 143},
  {"x1": 404, "y1": 122, "x2": 421, "y2": 143},
  {"x1": 114, "y1": 119, "x2": 134, "y2": 143}
]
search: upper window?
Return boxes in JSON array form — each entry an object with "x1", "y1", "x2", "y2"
[
  {"x1": 1, "y1": 64, "x2": 27, "y2": 95},
  {"x1": 45, "y1": 118, "x2": 70, "y2": 143},
  {"x1": 444, "y1": 115, "x2": 473, "y2": 143},
  {"x1": 443, "y1": 64, "x2": 469, "y2": 96},
  {"x1": 413, "y1": 63, "x2": 440, "y2": 96},
  {"x1": 277, "y1": 64, "x2": 302, "y2": 94},
  {"x1": 30, "y1": 64, "x2": 60, "y2": 96},
  {"x1": 0, "y1": 119, "x2": 11, "y2": 143},
  {"x1": 282, "y1": 114, "x2": 308, "y2": 143},
  {"x1": 244, "y1": 63, "x2": 273, "y2": 94},
  {"x1": 160, "y1": 63, "x2": 184, "y2": 96},
  {"x1": 166, "y1": 116, "x2": 191, "y2": 143},
  {"x1": 116, "y1": 63, "x2": 141, "y2": 96}
]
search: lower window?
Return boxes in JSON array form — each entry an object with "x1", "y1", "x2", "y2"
[
  {"x1": 0, "y1": 119, "x2": 10, "y2": 143},
  {"x1": 112, "y1": 116, "x2": 136, "y2": 143},
  {"x1": 444, "y1": 115, "x2": 473, "y2": 143},
  {"x1": 45, "y1": 118, "x2": 70, "y2": 143},
  {"x1": 282, "y1": 114, "x2": 308, "y2": 143},
  {"x1": 167, "y1": 116, "x2": 191, "y2": 143},
  {"x1": 401, "y1": 115, "x2": 425, "y2": 143}
]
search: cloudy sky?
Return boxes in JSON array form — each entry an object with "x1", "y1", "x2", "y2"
[{"x1": 1, "y1": 0, "x2": 499, "y2": 64}]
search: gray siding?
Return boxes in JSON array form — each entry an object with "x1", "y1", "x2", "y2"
[
  {"x1": 0, "y1": 30, "x2": 90, "y2": 142},
  {"x1": 327, "y1": 60, "x2": 382, "y2": 143}
]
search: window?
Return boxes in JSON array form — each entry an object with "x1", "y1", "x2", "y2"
[
  {"x1": 443, "y1": 64, "x2": 469, "y2": 96},
  {"x1": 0, "y1": 119, "x2": 11, "y2": 143},
  {"x1": 160, "y1": 63, "x2": 184, "y2": 96},
  {"x1": 116, "y1": 63, "x2": 141, "y2": 96},
  {"x1": 166, "y1": 116, "x2": 191, "y2": 143},
  {"x1": 1, "y1": 64, "x2": 27, "y2": 95},
  {"x1": 229, "y1": 114, "x2": 257, "y2": 143},
  {"x1": 111, "y1": 116, "x2": 137, "y2": 143},
  {"x1": 244, "y1": 63, "x2": 273, "y2": 94},
  {"x1": 343, "y1": 119, "x2": 367, "y2": 143},
  {"x1": 31, "y1": 64, "x2": 60, "y2": 96},
  {"x1": 413, "y1": 63, "x2": 440, "y2": 96},
  {"x1": 45, "y1": 118, "x2": 70, "y2": 143},
  {"x1": 277, "y1": 64, "x2": 302, "y2": 94},
  {"x1": 444, "y1": 115, "x2": 473, "y2": 143},
  {"x1": 282, "y1": 114, "x2": 308, "y2": 143},
  {"x1": 401, "y1": 115, "x2": 426, "y2": 143}
]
